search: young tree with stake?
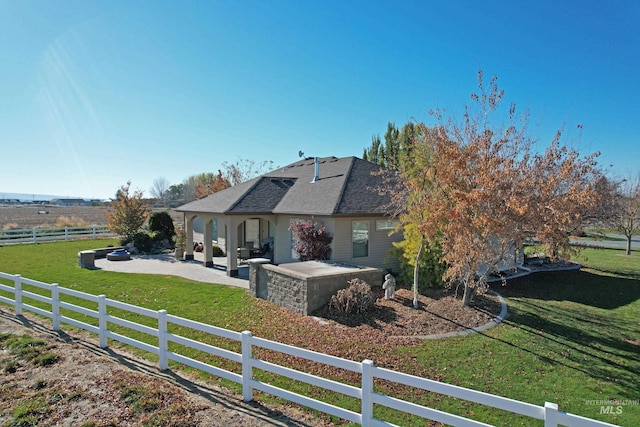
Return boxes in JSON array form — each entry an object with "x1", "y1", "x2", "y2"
[{"x1": 390, "y1": 71, "x2": 602, "y2": 306}]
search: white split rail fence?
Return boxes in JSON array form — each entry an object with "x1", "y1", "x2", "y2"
[
  {"x1": 0, "y1": 225, "x2": 113, "y2": 245},
  {"x1": 0, "y1": 271, "x2": 620, "y2": 427}
]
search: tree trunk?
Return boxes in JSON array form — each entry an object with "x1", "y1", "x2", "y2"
[
  {"x1": 462, "y1": 279, "x2": 475, "y2": 306},
  {"x1": 413, "y1": 241, "x2": 424, "y2": 309},
  {"x1": 626, "y1": 235, "x2": 632, "y2": 256}
]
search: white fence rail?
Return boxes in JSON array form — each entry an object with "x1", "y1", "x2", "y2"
[
  {"x1": 0, "y1": 225, "x2": 113, "y2": 245},
  {"x1": 0, "y1": 272, "x2": 620, "y2": 427}
]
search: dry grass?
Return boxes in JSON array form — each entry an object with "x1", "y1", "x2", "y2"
[
  {"x1": 0, "y1": 206, "x2": 109, "y2": 229},
  {"x1": 0, "y1": 206, "x2": 183, "y2": 229},
  {"x1": 0, "y1": 311, "x2": 332, "y2": 427}
]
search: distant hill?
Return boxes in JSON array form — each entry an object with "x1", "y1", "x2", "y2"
[{"x1": 0, "y1": 192, "x2": 86, "y2": 202}]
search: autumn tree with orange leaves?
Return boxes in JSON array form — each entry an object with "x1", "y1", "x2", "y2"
[
  {"x1": 106, "y1": 181, "x2": 152, "y2": 242},
  {"x1": 193, "y1": 171, "x2": 231, "y2": 199},
  {"x1": 390, "y1": 71, "x2": 602, "y2": 306}
]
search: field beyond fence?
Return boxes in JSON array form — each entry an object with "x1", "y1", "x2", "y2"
[
  {"x1": 0, "y1": 225, "x2": 114, "y2": 245},
  {"x1": 0, "y1": 205, "x2": 110, "y2": 229}
]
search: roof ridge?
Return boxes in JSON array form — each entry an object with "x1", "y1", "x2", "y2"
[
  {"x1": 224, "y1": 176, "x2": 265, "y2": 213},
  {"x1": 332, "y1": 156, "x2": 356, "y2": 214}
]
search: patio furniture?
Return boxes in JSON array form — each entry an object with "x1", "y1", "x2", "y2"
[{"x1": 238, "y1": 247, "x2": 250, "y2": 262}]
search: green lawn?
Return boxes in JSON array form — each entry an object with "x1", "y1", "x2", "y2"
[{"x1": 0, "y1": 239, "x2": 638, "y2": 426}]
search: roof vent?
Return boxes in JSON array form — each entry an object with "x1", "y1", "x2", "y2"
[{"x1": 311, "y1": 157, "x2": 319, "y2": 183}]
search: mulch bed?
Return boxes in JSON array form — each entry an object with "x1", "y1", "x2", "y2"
[{"x1": 313, "y1": 287, "x2": 503, "y2": 338}]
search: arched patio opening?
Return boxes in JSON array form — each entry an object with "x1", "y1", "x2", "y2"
[{"x1": 183, "y1": 213, "x2": 275, "y2": 277}]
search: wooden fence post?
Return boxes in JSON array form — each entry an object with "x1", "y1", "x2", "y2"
[
  {"x1": 241, "y1": 330, "x2": 253, "y2": 402},
  {"x1": 98, "y1": 295, "x2": 107, "y2": 348},
  {"x1": 51, "y1": 283, "x2": 60, "y2": 331},
  {"x1": 14, "y1": 274, "x2": 22, "y2": 315},
  {"x1": 158, "y1": 310, "x2": 168, "y2": 370},
  {"x1": 32, "y1": 228, "x2": 37, "y2": 244},
  {"x1": 361, "y1": 359, "x2": 374, "y2": 427},
  {"x1": 544, "y1": 401, "x2": 558, "y2": 427}
]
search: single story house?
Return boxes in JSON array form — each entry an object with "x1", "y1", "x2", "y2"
[{"x1": 175, "y1": 156, "x2": 402, "y2": 277}]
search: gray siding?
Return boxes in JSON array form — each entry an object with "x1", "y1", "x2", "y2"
[{"x1": 333, "y1": 217, "x2": 402, "y2": 273}]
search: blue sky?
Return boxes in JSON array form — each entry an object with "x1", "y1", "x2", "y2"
[{"x1": 1, "y1": 0, "x2": 638, "y2": 200}]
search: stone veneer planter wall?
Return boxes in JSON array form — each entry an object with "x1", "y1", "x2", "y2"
[{"x1": 249, "y1": 259, "x2": 383, "y2": 315}]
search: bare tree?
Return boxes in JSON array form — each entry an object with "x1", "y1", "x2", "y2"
[
  {"x1": 610, "y1": 173, "x2": 640, "y2": 255},
  {"x1": 222, "y1": 158, "x2": 276, "y2": 186},
  {"x1": 150, "y1": 177, "x2": 170, "y2": 206}
]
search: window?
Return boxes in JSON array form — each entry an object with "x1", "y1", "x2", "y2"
[
  {"x1": 290, "y1": 219, "x2": 302, "y2": 259},
  {"x1": 352, "y1": 221, "x2": 369, "y2": 258},
  {"x1": 290, "y1": 230, "x2": 300, "y2": 259},
  {"x1": 244, "y1": 219, "x2": 259, "y2": 248},
  {"x1": 376, "y1": 219, "x2": 399, "y2": 231}
]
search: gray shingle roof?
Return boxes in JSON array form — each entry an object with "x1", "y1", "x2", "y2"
[{"x1": 175, "y1": 156, "x2": 390, "y2": 216}]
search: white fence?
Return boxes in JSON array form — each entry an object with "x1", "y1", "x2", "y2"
[
  {"x1": 0, "y1": 225, "x2": 113, "y2": 244},
  {"x1": 0, "y1": 272, "x2": 620, "y2": 427}
]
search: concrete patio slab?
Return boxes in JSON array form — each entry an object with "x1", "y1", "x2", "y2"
[{"x1": 94, "y1": 252, "x2": 249, "y2": 289}]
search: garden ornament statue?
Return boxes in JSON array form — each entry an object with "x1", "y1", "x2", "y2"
[{"x1": 382, "y1": 273, "x2": 396, "y2": 300}]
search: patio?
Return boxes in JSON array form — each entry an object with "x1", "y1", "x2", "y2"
[{"x1": 94, "y1": 251, "x2": 250, "y2": 289}]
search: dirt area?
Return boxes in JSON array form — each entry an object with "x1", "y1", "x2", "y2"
[
  {"x1": 0, "y1": 310, "x2": 333, "y2": 427},
  {"x1": 0, "y1": 289, "x2": 503, "y2": 426}
]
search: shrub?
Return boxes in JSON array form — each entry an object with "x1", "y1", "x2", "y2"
[
  {"x1": 148, "y1": 211, "x2": 176, "y2": 241},
  {"x1": 132, "y1": 232, "x2": 153, "y2": 253},
  {"x1": 212, "y1": 245, "x2": 225, "y2": 257},
  {"x1": 174, "y1": 226, "x2": 186, "y2": 251},
  {"x1": 329, "y1": 278, "x2": 375, "y2": 315},
  {"x1": 391, "y1": 224, "x2": 447, "y2": 290},
  {"x1": 289, "y1": 219, "x2": 333, "y2": 261}
]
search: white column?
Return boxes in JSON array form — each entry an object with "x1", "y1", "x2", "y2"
[
  {"x1": 185, "y1": 215, "x2": 195, "y2": 260},
  {"x1": 227, "y1": 217, "x2": 239, "y2": 277},
  {"x1": 203, "y1": 217, "x2": 213, "y2": 267}
]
